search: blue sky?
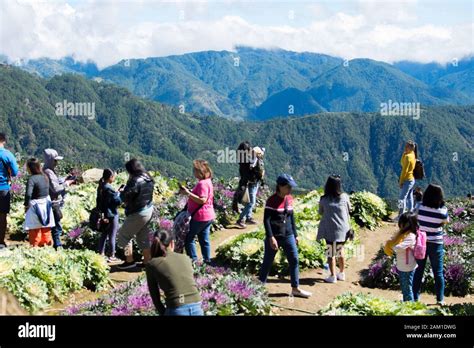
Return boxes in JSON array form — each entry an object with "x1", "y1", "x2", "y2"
[{"x1": 1, "y1": 0, "x2": 473, "y2": 67}]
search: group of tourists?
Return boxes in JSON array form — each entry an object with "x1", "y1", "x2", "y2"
[
  {"x1": 0, "y1": 132, "x2": 452, "y2": 314},
  {"x1": 385, "y1": 140, "x2": 449, "y2": 304}
]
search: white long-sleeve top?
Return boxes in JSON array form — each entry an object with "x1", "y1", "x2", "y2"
[{"x1": 393, "y1": 232, "x2": 418, "y2": 272}]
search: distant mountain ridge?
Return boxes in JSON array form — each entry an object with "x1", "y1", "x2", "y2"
[
  {"x1": 1, "y1": 65, "x2": 473, "y2": 198},
  {"x1": 3, "y1": 48, "x2": 473, "y2": 120}
]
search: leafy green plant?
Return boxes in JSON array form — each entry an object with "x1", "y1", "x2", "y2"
[
  {"x1": 0, "y1": 246, "x2": 111, "y2": 313},
  {"x1": 350, "y1": 191, "x2": 391, "y2": 230},
  {"x1": 65, "y1": 263, "x2": 271, "y2": 316},
  {"x1": 319, "y1": 292, "x2": 444, "y2": 316}
]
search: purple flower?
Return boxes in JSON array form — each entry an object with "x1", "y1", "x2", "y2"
[
  {"x1": 227, "y1": 279, "x2": 255, "y2": 299},
  {"x1": 369, "y1": 262, "x2": 382, "y2": 277},
  {"x1": 453, "y1": 207, "x2": 465, "y2": 216},
  {"x1": 201, "y1": 290, "x2": 216, "y2": 301},
  {"x1": 445, "y1": 264, "x2": 465, "y2": 282},
  {"x1": 215, "y1": 292, "x2": 230, "y2": 305},
  {"x1": 444, "y1": 235, "x2": 464, "y2": 246},
  {"x1": 195, "y1": 277, "x2": 212, "y2": 288},
  {"x1": 68, "y1": 227, "x2": 82, "y2": 239},
  {"x1": 159, "y1": 219, "x2": 173, "y2": 232},
  {"x1": 10, "y1": 183, "x2": 23, "y2": 194},
  {"x1": 223, "y1": 190, "x2": 234, "y2": 198},
  {"x1": 111, "y1": 305, "x2": 132, "y2": 316},
  {"x1": 128, "y1": 294, "x2": 153, "y2": 310},
  {"x1": 390, "y1": 265, "x2": 399, "y2": 274},
  {"x1": 451, "y1": 222, "x2": 467, "y2": 234}
]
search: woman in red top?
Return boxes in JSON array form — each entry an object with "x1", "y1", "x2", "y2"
[
  {"x1": 258, "y1": 174, "x2": 312, "y2": 298},
  {"x1": 179, "y1": 160, "x2": 215, "y2": 263}
]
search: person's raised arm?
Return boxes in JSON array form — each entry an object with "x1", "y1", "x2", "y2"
[{"x1": 120, "y1": 179, "x2": 139, "y2": 204}]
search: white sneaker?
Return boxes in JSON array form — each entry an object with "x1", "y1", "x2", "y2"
[
  {"x1": 337, "y1": 272, "x2": 345, "y2": 281},
  {"x1": 291, "y1": 288, "x2": 312, "y2": 298},
  {"x1": 324, "y1": 275, "x2": 337, "y2": 283}
]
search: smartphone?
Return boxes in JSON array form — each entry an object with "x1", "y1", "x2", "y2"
[{"x1": 119, "y1": 184, "x2": 126, "y2": 190}]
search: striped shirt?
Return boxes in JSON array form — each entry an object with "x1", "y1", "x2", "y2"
[
  {"x1": 263, "y1": 194, "x2": 296, "y2": 238},
  {"x1": 417, "y1": 204, "x2": 449, "y2": 244}
]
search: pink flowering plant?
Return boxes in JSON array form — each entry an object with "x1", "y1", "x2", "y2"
[
  {"x1": 361, "y1": 198, "x2": 473, "y2": 296},
  {"x1": 65, "y1": 263, "x2": 271, "y2": 316}
]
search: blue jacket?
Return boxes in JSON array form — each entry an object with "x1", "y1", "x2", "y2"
[
  {"x1": 0, "y1": 148, "x2": 19, "y2": 191},
  {"x1": 97, "y1": 183, "x2": 122, "y2": 218}
]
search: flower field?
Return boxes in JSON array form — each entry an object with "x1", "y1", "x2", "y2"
[
  {"x1": 65, "y1": 263, "x2": 271, "y2": 316},
  {"x1": 214, "y1": 190, "x2": 380, "y2": 276},
  {"x1": 319, "y1": 292, "x2": 474, "y2": 316},
  {"x1": 360, "y1": 198, "x2": 474, "y2": 296},
  {"x1": 8, "y1": 169, "x2": 270, "y2": 249},
  {"x1": 0, "y1": 246, "x2": 110, "y2": 313}
]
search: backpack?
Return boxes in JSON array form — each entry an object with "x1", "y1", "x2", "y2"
[
  {"x1": 172, "y1": 196, "x2": 210, "y2": 253},
  {"x1": 413, "y1": 228, "x2": 427, "y2": 260},
  {"x1": 255, "y1": 158, "x2": 265, "y2": 181},
  {"x1": 413, "y1": 159, "x2": 425, "y2": 180},
  {"x1": 88, "y1": 207, "x2": 103, "y2": 231}
]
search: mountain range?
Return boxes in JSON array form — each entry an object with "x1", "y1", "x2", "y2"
[
  {"x1": 3, "y1": 47, "x2": 473, "y2": 120},
  {"x1": 1, "y1": 64, "x2": 472, "y2": 198}
]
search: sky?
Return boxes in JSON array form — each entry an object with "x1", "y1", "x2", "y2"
[{"x1": 0, "y1": 0, "x2": 473, "y2": 68}]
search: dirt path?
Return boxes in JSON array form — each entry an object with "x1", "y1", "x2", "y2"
[
  {"x1": 255, "y1": 220, "x2": 473, "y2": 315},
  {"x1": 16, "y1": 209, "x2": 472, "y2": 315}
]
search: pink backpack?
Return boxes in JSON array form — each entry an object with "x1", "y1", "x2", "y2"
[{"x1": 414, "y1": 228, "x2": 427, "y2": 260}]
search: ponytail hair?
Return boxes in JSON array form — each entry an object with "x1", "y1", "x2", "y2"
[
  {"x1": 151, "y1": 230, "x2": 174, "y2": 258},
  {"x1": 406, "y1": 140, "x2": 418, "y2": 159},
  {"x1": 99, "y1": 168, "x2": 115, "y2": 189}
]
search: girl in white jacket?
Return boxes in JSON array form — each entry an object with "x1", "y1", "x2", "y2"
[{"x1": 384, "y1": 212, "x2": 418, "y2": 302}]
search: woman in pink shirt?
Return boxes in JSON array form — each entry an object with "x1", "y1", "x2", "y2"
[{"x1": 179, "y1": 160, "x2": 215, "y2": 263}]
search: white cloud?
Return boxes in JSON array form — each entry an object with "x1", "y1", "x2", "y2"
[{"x1": 0, "y1": 0, "x2": 472, "y2": 68}]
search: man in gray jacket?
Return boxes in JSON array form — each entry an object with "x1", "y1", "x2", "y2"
[{"x1": 43, "y1": 149, "x2": 74, "y2": 248}]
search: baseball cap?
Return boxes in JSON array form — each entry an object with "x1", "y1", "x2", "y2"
[{"x1": 276, "y1": 174, "x2": 297, "y2": 187}]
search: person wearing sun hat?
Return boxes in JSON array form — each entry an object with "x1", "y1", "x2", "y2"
[
  {"x1": 43, "y1": 148, "x2": 75, "y2": 248},
  {"x1": 258, "y1": 173, "x2": 312, "y2": 298}
]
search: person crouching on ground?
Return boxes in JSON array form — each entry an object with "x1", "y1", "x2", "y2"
[{"x1": 146, "y1": 230, "x2": 203, "y2": 316}]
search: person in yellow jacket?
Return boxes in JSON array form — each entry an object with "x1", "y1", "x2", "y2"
[{"x1": 398, "y1": 141, "x2": 417, "y2": 219}]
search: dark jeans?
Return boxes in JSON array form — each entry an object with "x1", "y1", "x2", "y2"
[
  {"x1": 98, "y1": 215, "x2": 119, "y2": 256},
  {"x1": 51, "y1": 205, "x2": 63, "y2": 248},
  {"x1": 186, "y1": 219, "x2": 213, "y2": 263},
  {"x1": 413, "y1": 242, "x2": 445, "y2": 302},
  {"x1": 399, "y1": 270, "x2": 415, "y2": 301},
  {"x1": 0, "y1": 190, "x2": 10, "y2": 245},
  {"x1": 259, "y1": 234, "x2": 299, "y2": 288}
]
